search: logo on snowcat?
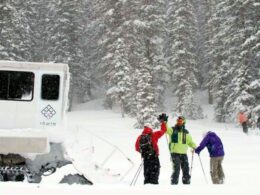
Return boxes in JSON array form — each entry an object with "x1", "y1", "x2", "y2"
[{"x1": 41, "y1": 104, "x2": 56, "y2": 119}]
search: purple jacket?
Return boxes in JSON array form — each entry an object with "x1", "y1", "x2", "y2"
[{"x1": 195, "y1": 131, "x2": 224, "y2": 157}]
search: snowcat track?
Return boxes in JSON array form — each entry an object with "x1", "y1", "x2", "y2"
[
  {"x1": 0, "y1": 164, "x2": 57, "y2": 182},
  {"x1": 0, "y1": 165, "x2": 33, "y2": 182}
]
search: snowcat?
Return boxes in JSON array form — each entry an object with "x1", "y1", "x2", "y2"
[{"x1": 0, "y1": 60, "x2": 92, "y2": 184}]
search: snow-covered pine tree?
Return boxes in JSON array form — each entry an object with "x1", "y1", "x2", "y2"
[
  {"x1": 248, "y1": 0, "x2": 260, "y2": 125},
  {"x1": 16, "y1": 0, "x2": 56, "y2": 62},
  {"x1": 122, "y1": 0, "x2": 165, "y2": 126},
  {"x1": 100, "y1": 0, "x2": 133, "y2": 114},
  {"x1": 208, "y1": 0, "x2": 232, "y2": 122},
  {"x1": 0, "y1": 0, "x2": 13, "y2": 60},
  {"x1": 138, "y1": 0, "x2": 168, "y2": 112},
  {"x1": 0, "y1": 0, "x2": 28, "y2": 61},
  {"x1": 49, "y1": 0, "x2": 88, "y2": 107},
  {"x1": 100, "y1": 0, "x2": 120, "y2": 110},
  {"x1": 222, "y1": 0, "x2": 248, "y2": 121},
  {"x1": 105, "y1": 38, "x2": 132, "y2": 117},
  {"x1": 211, "y1": 61, "x2": 231, "y2": 122},
  {"x1": 134, "y1": 61, "x2": 158, "y2": 128},
  {"x1": 250, "y1": 79, "x2": 260, "y2": 126},
  {"x1": 208, "y1": 0, "x2": 259, "y2": 123},
  {"x1": 166, "y1": 0, "x2": 202, "y2": 119},
  {"x1": 191, "y1": 0, "x2": 208, "y2": 90},
  {"x1": 81, "y1": 0, "x2": 107, "y2": 101},
  {"x1": 192, "y1": 0, "x2": 216, "y2": 104},
  {"x1": 225, "y1": 0, "x2": 260, "y2": 122},
  {"x1": 121, "y1": 0, "x2": 144, "y2": 117}
]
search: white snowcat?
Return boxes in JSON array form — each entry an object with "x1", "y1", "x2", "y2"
[{"x1": 0, "y1": 60, "x2": 92, "y2": 184}]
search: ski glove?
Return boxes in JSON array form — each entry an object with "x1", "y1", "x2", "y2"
[
  {"x1": 158, "y1": 113, "x2": 168, "y2": 122},
  {"x1": 195, "y1": 148, "x2": 200, "y2": 154}
]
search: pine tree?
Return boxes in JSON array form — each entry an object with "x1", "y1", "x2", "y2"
[
  {"x1": 208, "y1": 0, "x2": 232, "y2": 122},
  {"x1": 139, "y1": 0, "x2": 168, "y2": 111},
  {"x1": 250, "y1": 79, "x2": 260, "y2": 126},
  {"x1": 0, "y1": 0, "x2": 28, "y2": 61},
  {"x1": 81, "y1": 0, "x2": 107, "y2": 101},
  {"x1": 100, "y1": 0, "x2": 133, "y2": 114},
  {"x1": 17, "y1": 0, "x2": 56, "y2": 62},
  {"x1": 209, "y1": 0, "x2": 259, "y2": 123},
  {"x1": 105, "y1": 38, "x2": 133, "y2": 117},
  {"x1": 126, "y1": 0, "x2": 165, "y2": 126},
  {"x1": 134, "y1": 61, "x2": 158, "y2": 128},
  {"x1": 122, "y1": 0, "x2": 144, "y2": 117},
  {"x1": 49, "y1": 0, "x2": 87, "y2": 107},
  {"x1": 225, "y1": 0, "x2": 260, "y2": 122},
  {"x1": 166, "y1": 0, "x2": 202, "y2": 119},
  {"x1": 248, "y1": 1, "x2": 260, "y2": 124},
  {"x1": 193, "y1": 0, "x2": 216, "y2": 104},
  {"x1": 0, "y1": 0, "x2": 13, "y2": 59}
]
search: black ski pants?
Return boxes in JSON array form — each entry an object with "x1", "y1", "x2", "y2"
[
  {"x1": 143, "y1": 155, "x2": 160, "y2": 184},
  {"x1": 171, "y1": 153, "x2": 190, "y2": 184},
  {"x1": 242, "y1": 122, "x2": 248, "y2": 134}
]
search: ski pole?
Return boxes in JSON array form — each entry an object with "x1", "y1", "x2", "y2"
[
  {"x1": 130, "y1": 162, "x2": 143, "y2": 186},
  {"x1": 190, "y1": 152, "x2": 194, "y2": 177},
  {"x1": 165, "y1": 134, "x2": 173, "y2": 162},
  {"x1": 198, "y1": 154, "x2": 208, "y2": 184},
  {"x1": 130, "y1": 164, "x2": 141, "y2": 186}
]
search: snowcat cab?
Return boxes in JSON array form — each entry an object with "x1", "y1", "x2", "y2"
[{"x1": 0, "y1": 60, "x2": 81, "y2": 183}]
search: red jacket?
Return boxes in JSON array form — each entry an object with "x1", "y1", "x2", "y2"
[
  {"x1": 135, "y1": 122, "x2": 166, "y2": 156},
  {"x1": 238, "y1": 112, "x2": 247, "y2": 124}
]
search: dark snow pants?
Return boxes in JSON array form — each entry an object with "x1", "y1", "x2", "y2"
[
  {"x1": 242, "y1": 122, "x2": 248, "y2": 134},
  {"x1": 171, "y1": 153, "x2": 190, "y2": 184},
  {"x1": 143, "y1": 155, "x2": 160, "y2": 184}
]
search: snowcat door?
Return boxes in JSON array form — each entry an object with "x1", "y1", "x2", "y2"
[{"x1": 38, "y1": 73, "x2": 63, "y2": 129}]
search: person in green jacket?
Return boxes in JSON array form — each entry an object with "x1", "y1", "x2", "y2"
[{"x1": 166, "y1": 116, "x2": 197, "y2": 185}]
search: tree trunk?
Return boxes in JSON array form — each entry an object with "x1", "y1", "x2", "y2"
[
  {"x1": 208, "y1": 88, "x2": 213, "y2": 104},
  {"x1": 121, "y1": 102, "x2": 125, "y2": 118}
]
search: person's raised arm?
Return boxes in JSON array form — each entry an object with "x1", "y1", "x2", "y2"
[{"x1": 154, "y1": 121, "x2": 167, "y2": 139}]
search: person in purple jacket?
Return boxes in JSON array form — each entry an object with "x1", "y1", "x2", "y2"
[{"x1": 195, "y1": 131, "x2": 225, "y2": 184}]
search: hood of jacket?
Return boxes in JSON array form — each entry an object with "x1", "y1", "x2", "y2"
[{"x1": 142, "y1": 126, "x2": 153, "y2": 135}]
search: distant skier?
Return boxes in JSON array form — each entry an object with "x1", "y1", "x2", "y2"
[
  {"x1": 135, "y1": 116, "x2": 167, "y2": 184},
  {"x1": 238, "y1": 111, "x2": 248, "y2": 134},
  {"x1": 166, "y1": 116, "x2": 197, "y2": 185},
  {"x1": 195, "y1": 131, "x2": 225, "y2": 184}
]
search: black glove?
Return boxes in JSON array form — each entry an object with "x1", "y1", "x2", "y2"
[{"x1": 158, "y1": 113, "x2": 168, "y2": 122}]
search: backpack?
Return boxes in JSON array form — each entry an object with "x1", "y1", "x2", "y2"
[{"x1": 139, "y1": 134, "x2": 155, "y2": 158}]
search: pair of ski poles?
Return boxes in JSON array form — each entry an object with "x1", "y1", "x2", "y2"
[
  {"x1": 130, "y1": 161, "x2": 143, "y2": 186},
  {"x1": 190, "y1": 152, "x2": 208, "y2": 184}
]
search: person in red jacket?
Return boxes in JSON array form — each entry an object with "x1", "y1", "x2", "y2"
[
  {"x1": 135, "y1": 115, "x2": 167, "y2": 184},
  {"x1": 238, "y1": 111, "x2": 248, "y2": 134}
]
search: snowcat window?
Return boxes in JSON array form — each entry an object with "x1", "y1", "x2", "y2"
[
  {"x1": 0, "y1": 71, "x2": 34, "y2": 101},
  {"x1": 41, "y1": 74, "x2": 60, "y2": 100}
]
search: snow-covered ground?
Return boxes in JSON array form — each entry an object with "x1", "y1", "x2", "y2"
[{"x1": 1, "y1": 98, "x2": 260, "y2": 194}]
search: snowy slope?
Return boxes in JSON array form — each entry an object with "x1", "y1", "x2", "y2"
[{"x1": 1, "y1": 99, "x2": 260, "y2": 194}]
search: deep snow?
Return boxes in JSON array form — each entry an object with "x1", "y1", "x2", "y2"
[{"x1": 1, "y1": 98, "x2": 260, "y2": 194}]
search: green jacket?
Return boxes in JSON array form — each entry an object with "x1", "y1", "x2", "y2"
[{"x1": 166, "y1": 124, "x2": 196, "y2": 154}]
